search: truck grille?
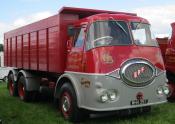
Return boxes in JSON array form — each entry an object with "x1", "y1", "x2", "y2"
[{"x1": 120, "y1": 59, "x2": 156, "y2": 87}]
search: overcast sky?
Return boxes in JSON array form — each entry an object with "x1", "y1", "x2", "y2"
[{"x1": 0, "y1": 0, "x2": 175, "y2": 44}]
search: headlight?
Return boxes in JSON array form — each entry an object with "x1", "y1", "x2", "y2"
[
  {"x1": 99, "y1": 89, "x2": 118, "y2": 103},
  {"x1": 100, "y1": 93, "x2": 108, "y2": 102},
  {"x1": 108, "y1": 90, "x2": 117, "y2": 101},
  {"x1": 157, "y1": 85, "x2": 170, "y2": 96},
  {"x1": 157, "y1": 87, "x2": 163, "y2": 95}
]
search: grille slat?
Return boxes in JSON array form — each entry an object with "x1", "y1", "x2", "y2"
[{"x1": 120, "y1": 59, "x2": 155, "y2": 87}]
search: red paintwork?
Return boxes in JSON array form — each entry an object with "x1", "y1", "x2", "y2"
[
  {"x1": 156, "y1": 37, "x2": 168, "y2": 62},
  {"x1": 4, "y1": 7, "x2": 137, "y2": 74},
  {"x1": 4, "y1": 7, "x2": 162, "y2": 75},
  {"x1": 165, "y1": 23, "x2": 175, "y2": 73},
  {"x1": 157, "y1": 23, "x2": 175, "y2": 98},
  {"x1": 18, "y1": 83, "x2": 25, "y2": 100},
  {"x1": 65, "y1": 14, "x2": 159, "y2": 73},
  {"x1": 84, "y1": 46, "x2": 164, "y2": 73}
]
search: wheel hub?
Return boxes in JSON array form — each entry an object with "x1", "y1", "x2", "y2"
[
  {"x1": 19, "y1": 83, "x2": 25, "y2": 99},
  {"x1": 62, "y1": 96, "x2": 71, "y2": 112},
  {"x1": 9, "y1": 81, "x2": 14, "y2": 95}
]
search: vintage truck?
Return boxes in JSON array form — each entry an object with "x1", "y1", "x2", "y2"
[
  {"x1": 157, "y1": 22, "x2": 175, "y2": 98},
  {"x1": 4, "y1": 7, "x2": 169, "y2": 122}
]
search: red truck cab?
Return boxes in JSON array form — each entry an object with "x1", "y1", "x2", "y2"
[
  {"x1": 158, "y1": 23, "x2": 175, "y2": 98},
  {"x1": 4, "y1": 7, "x2": 169, "y2": 122},
  {"x1": 67, "y1": 13, "x2": 164, "y2": 73}
]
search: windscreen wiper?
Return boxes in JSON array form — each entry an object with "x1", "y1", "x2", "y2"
[{"x1": 110, "y1": 17, "x2": 128, "y2": 35}]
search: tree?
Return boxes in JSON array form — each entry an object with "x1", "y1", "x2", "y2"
[{"x1": 0, "y1": 44, "x2": 3, "y2": 52}]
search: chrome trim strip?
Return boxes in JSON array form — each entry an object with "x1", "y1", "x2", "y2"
[
  {"x1": 65, "y1": 67, "x2": 164, "y2": 77},
  {"x1": 120, "y1": 60, "x2": 156, "y2": 84},
  {"x1": 64, "y1": 71, "x2": 106, "y2": 76}
]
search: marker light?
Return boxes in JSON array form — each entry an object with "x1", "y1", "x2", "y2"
[{"x1": 163, "y1": 86, "x2": 170, "y2": 95}]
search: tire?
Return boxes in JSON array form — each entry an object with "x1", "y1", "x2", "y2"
[
  {"x1": 3, "y1": 76, "x2": 8, "y2": 83},
  {"x1": 18, "y1": 76, "x2": 37, "y2": 102},
  {"x1": 59, "y1": 83, "x2": 89, "y2": 122},
  {"x1": 8, "y1": 74, "x2": 18, "y2": 96},
  {"x1": 167, "y1": 72, "x2": 175, "y2": 82}
]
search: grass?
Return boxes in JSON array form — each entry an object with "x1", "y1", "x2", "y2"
[{"x1": 0, "y1": 81, "x2": 175, "y2": 124}]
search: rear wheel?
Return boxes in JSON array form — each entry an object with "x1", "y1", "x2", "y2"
[
  {"x1": 8, "y1": 74, "x2": 18, "y2": 96},
  {"x1": 18, "y1": 76, "x2": 37, "y2": 102},
  {"x1": 59, "y1": 83, "x2": 89, "y2": 122}
]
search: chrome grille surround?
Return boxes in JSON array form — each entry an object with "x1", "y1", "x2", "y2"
[{"x1": 120, "y1": 58, "x2": 156, "y2": 87}]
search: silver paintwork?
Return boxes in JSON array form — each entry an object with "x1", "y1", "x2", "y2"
[{"x1": 57, "y1": 71, "x2": 167, "y2": 111}]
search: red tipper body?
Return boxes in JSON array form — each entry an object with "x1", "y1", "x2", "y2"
[
  {"x1": 4, "y1": 9, "x2": 75, "y2": 73},
  {"x1": 4, "y1": 7, "x2": 137, "y2": 73},
  {"x1": 4, "y1": 7, "x2": 168, "y2": 121}
]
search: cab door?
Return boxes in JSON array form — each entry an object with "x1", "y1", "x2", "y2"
[{"x1": 66, "y1": 26, "x2": 86, "y2": 72}]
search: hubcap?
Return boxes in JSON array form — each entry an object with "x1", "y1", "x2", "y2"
[
  {"x1": 62, "y1": 96, "x2": 71, "y2": 112},
  {"x1": 19, "y1": 83, "x2": 25, "y2": 99},
  {"x1": 61, "y1": 92, "x2": 72, "y2": 118}
]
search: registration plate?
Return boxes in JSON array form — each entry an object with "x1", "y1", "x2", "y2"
[{"x1": 130, "y1": 99, "x2": 148, "y2": 106}]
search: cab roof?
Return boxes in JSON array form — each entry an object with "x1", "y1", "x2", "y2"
[{"x1": 59, "y1": 6, "x2": 137, "y2": 19}]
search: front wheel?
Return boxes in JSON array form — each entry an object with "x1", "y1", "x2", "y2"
[{"x1": 59, "y1": 83, "x2": 88, "y2": 122}]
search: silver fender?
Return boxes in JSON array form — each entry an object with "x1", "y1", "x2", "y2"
[
  {"x1": 8, "y1": 67, "x2": 18, "y2": 82},
  {"x1": 54, "y1": 73, "x2": 81, "y2": 107},
  {"x1": 17, "y1": 70, "x2": 40, "y2": 91}
]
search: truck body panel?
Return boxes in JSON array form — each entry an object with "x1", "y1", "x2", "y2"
[{"x1": 4, "y1": 15, "x2": 62, "y2": 72}]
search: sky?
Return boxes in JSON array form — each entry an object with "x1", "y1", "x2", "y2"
[{"x1": 1, "y1": 0, "x2": 175, "y2": 44}]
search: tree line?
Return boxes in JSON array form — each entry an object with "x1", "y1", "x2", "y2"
[{"x1": 0, "y1": 44, "x2": 3, "y2": 52}]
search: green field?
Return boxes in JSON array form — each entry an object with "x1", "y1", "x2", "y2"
[{"x1": 0, "y1": 81, "x2": 175, "y2": 124}]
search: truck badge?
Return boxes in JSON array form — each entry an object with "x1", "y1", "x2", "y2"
[{"x1": 133, "y1": 67, "x2": 145, "y2": 78}]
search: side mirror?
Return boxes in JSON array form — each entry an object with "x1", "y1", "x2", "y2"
[{"x1": 67, "y1": 40, "x2": 72, "y2": 52}]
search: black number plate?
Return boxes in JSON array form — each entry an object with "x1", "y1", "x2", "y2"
[{"x1": 130, "y1": 99, "x2": 148, "y2": 106}]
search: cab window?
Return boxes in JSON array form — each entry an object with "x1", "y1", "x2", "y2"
[{"x1": 73, "y1": 27, "x2": 84, "y2": 47}]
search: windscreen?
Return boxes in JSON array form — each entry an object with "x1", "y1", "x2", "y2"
[
  {"x1": 86, "y1": 20, "x2": 132, "y2": 50},
  {"x1": 131, "y1": 22, "x2": 158, "y2": 47}
]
